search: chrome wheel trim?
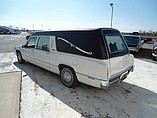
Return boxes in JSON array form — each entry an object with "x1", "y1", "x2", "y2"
[
  {"x1": 63, "y1": 71, "x2": 72, "y2": 82},
  {"x1": 61, "y1": 68, "x2": 73, "y2": 86}
]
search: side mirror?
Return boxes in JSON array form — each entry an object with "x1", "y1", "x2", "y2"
[
  {"x1": 26, "y1": 35, "x2": 30, "y2": 40},
  {"x1": 22, "y1": 45, "x2": 26, "y2": 48}
]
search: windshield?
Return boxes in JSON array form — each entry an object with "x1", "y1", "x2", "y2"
[
  {"x1": 102, "y1": 30, "x2": 129, "y2": 57},
  {"x1": 123, "y1": 36, "x2": 140, "y2": 44}
]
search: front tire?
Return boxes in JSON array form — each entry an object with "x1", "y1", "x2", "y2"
[
  {"x1": 60, "y1": 67, "x2": 78, "y2": 88},
  {"x1": 17, "y1": 51, "x2": 25, "y2": 64}
]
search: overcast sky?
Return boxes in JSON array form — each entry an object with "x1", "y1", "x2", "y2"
[{"x1": 0, "y1": 0, "x2": 157, "y2": 32}]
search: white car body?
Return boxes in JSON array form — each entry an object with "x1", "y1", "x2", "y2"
[{"x1": 14, "y1": 28, "x2": 134, "y2": 88}]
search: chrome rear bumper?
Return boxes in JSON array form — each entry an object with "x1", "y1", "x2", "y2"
[
  {"x1": 100, "y1": 66, "x2": 134, "y2": 89},
  {"x1": 109, "y1": 66, "x2": 134, "y2": 85}
]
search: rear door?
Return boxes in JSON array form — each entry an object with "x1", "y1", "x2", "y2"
[
  {"x1": 49, "y1": 36, "x2": 59, "y2": 74},
  {"x1": 34, "y1": 36, "x2": 50, "y2": 70},
  {"x1": 103, "y1": 30, "x2": 130, "y2": 76}
]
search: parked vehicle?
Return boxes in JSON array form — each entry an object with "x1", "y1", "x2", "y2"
[
  {"x1": 0, "y1": 27, "x2": 9, "y2": 34},
  {"x1": 123, "y1": 35, "x2": 144, "y2": 52},
  {"x1": 152, "y1": 41, "x2": 157, "y2": 61},
  {"x1": 14, "y1": 28, "x2": 134, "y2": 88},
  {"x1": 144, "y1": 37, "x2": 152, "y2": 43},
  {"x1": 132, "y1": 32, "x2": 139, "y2": 36}
]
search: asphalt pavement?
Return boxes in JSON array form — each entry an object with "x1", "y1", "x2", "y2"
[
  {"x1": 131, "y1": 43, "x2": 157, "y2": 64},
  {"x1": 0, "y1": 34, "x2": 26, "y2": 53},
  {"x1": 0, "y1": 34, "x2": 26, "y2": 118}
]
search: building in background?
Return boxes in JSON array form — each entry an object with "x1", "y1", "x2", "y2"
[{"x1": 0, "y1": 26, "x2": 21, "y2": 34}]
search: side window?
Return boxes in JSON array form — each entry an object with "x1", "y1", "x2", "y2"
[
  {"x1": 27, "y1": 37, "x2": 37, "y2": 48},
  {"x1": 36, "y1": 37, "x2": 50, "y2": 51}
]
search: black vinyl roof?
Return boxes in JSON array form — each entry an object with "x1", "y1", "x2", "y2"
[
  {"x1": 31, "y1": 28, "x2": 120, "y2": 59},
  {"x1": 31, "y1": 28, "x2": 119, "y2": 36}
]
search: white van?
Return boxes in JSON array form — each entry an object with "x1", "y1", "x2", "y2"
[{"x1": 14, "y1": 28, "x2": 134, "y2": 88}]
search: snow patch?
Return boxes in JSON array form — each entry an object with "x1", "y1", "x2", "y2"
[{"x1": 0, "y1": 52, "x2": 20, "y2": 73}]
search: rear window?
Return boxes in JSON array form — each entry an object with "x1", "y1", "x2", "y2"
[
  {"x1": 123, "y1": 36, "x2": 140, "y2": 44},
  {"x1": 102, "y1": 30, "x2": 129, "y2": 58}
]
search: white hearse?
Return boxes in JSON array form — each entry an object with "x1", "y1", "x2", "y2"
[{"x1": 14, "y1": 28, "x2": 134, "y2": 88}]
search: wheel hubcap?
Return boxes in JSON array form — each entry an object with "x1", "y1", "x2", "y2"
[{"x1": 63, "y1": 71, "x2": 72, "y2": 82}]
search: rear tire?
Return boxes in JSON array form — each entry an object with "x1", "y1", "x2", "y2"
[
  {"x1": 60, "y1": 67, "x2": 78, "y2": 88},
  {"x1": 17, "y1": 51, "x2": 25, "y2": 64}
]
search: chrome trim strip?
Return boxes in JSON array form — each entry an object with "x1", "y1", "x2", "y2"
[
  {"x1": 58, "y1": 37, "x2": 92, "y2": 55},
  {"x1": 76, "y1": 72, "x2": 107, "y2": 81}
]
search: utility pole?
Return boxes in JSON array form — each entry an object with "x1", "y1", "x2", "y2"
[
  {"x1": 110, "y1": 3, "x2": 114, "y2": 28},
  {"x1": 41, "y1": 24, "x2": 43, "y2": 31},
  {"x1": 32, "y1": 24, "x2": 34, "y2": 31}
]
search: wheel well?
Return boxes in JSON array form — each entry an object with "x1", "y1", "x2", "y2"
[
  {"x1": 16, "y1": 50, "x2": 20, "y2": 55},
  {"x1": 58, "y1": 64, "x2": 75, "y2": 73},
  {"x1": 58, "y1": 64, "x2": 78, "y2": 86}
]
